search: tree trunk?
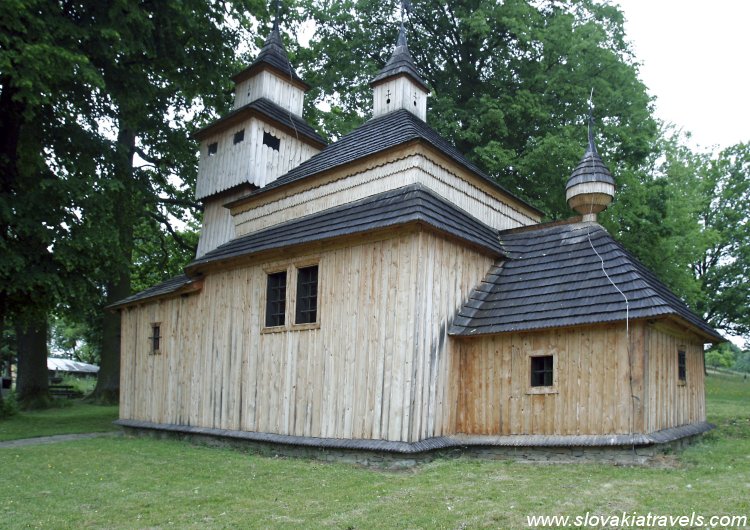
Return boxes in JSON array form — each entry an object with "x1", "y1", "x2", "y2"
[
  {"x1": 90, "y1": 125, "x2": 136, "y2": 404},
  {"x1": 15, "y1": 314, "x2": 50, "y2": 408}
]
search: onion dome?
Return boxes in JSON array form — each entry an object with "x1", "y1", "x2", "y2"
[{"x1": 566, "y1": 115, "x2": 615, "y2": 218}]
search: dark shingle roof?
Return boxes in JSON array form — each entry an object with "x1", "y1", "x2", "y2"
[
  {"x1": 188, "y1": 183, "x2": 504, "y2": 272},
  {"x1": 232, "y1": 21, "x2": 308, "y2": 89},
  {"x1": 108, "y1": 275, "x2": 194, "y2": 309},
  {"x1": 193, "y1": 97, "x2": 325, "y2": 147},
  {"x1": 370, "y1": 24, "x2": 429, "y2": 92},
  {"x1": 240, "y1": 109, "x2": 542, "y2": 217},
  {"x1": 450, "y1": 222, "x2": 722, "y2": 341}
]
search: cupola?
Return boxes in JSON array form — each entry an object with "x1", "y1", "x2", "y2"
[
  {"x1": 565, "y1": 114, "x2": 615, "y2": 221},
  {"x1": 370, "y1": 23, "x2": 430, "y2": 121}
]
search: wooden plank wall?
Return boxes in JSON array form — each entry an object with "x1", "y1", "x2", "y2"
[
  {"x1": 196, "y1": 117, "x2": 319, "y2": 200},
  {"x1": 644, "y1": 323, "x2": 706, "y2": 432},
  {"x1": 234, "y1": 70, "x2": 305, "y2": 116},
  {"x1": 372, "y1": 76, "x2": 427, "y2": 120},
  {"x1": 120, "y1": 229, "x2": 493, "y2": 442},
  {"x1": 233, "y1": 153, "x2": 539, "y2": 238},
  {"x1": 451, "y1": 324, "x2": 637, "y2": 436},
  {"x1": 195, "y1": 188, "x2": 251, "y2": 258}
]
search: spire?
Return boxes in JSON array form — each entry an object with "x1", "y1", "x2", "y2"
[
  {"x1": 565, "y1": 100, "x2": 615, "y2": 220},
  {"x1": 370, "y1": 22, "x2": 429, "y2": 92},
  {"x1": 232, "y1": 10, "x2": 309, "y2": 91}
]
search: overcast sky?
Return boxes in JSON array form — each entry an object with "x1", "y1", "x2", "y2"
[{"x1": 616, "y1": 0, "x2": 749, "y2": 151}]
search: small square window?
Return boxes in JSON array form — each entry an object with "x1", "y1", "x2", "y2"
[
  {"x1": 207, "y1": 142, "x2": 218, "y2": 156},
  {"x1": 678, "y1": 350, "x2": 686, "y2": 382},
  {"x1": 265, "y1": 271, "x2": 287, "y2": 327},
  {"x1": 295, "y1": 265, "x2": 318, "y2": 324},
  {"x1": 233, "y1": 129, "x2": 245, "y2": 144},
  {"x1": 263, "y1": 131, "x2": 280, "y2": 151},
  {"x1": 151, "y1": 324, "x2": 161, "y2": 353},
  {"x1": 530, "y1": 355, "x2": 553, "y2": 387}
]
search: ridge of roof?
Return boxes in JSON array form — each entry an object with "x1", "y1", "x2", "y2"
[
  {"x1": 188, "y1": 183, "x2": 505, "y2": 273},
  {"x1": 238, "y1": 109, "x2": 542, "y2": 217},
  {"x1": 450, "y1": 222, "x2": 722, "y2": 341},
  {"x1": 192, "y1": 97, "x2": 326, "y2": 147}
]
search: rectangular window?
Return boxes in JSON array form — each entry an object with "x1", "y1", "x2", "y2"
[
  {"x1": 233, "y1": 129, "x2": 245, "y2": 144},
  {"x1": 530, "y1": 355, "x2": 554, "y2": 387},
  {"x1": 265, "y1": 271, "x2": 287, "y2": 327},
  {"x1": 207, "y1": 142, "x2": 218, "y2": 156},
  {"x1": 263, "y1": 131, "x2": 280, "y2": 151},
  {"x1": 295, "y1": 265, "x2": 318, "y2": 324},
  {"x1": 151, "y1": 324, "x2": 161, "y2": 353},
  {"x1": 678, "y1": 350, "x2": 687, "y2": 382}
]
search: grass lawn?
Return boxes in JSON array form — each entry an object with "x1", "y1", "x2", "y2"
[
  {"x1": 1, "y1": 373, "x2": 748, "y2": 529},
  {"x1": 0, "y1": 401, "x2": 119, "y2": 442}
]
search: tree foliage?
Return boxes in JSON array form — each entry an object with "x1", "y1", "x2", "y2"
[{"x1": 295, "y1": 0, "x2": 657, "y2": 217}]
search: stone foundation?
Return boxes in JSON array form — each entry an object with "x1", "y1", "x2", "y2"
[{"x1": 118, "y1": 420, "x2": 712, "y2": 469}]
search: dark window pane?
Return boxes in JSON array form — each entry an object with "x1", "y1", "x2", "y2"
[
  {"x1": 207, "y1": 142, "x2": 218, "y2": 155},
  {"x1": 152, "y1": 324, "x2": 161, "y2": 352},
  {"x1": 295, "y1": 265, "x2": 318, "y2": 324},
  {"x1": 530, "y1": 355, "x2": 553, "y2": 387},
  {"x1": 233, "y1": 129, "x2": 245, "y2": 144},
  {"x1": 265, "y1": 271, "x2": 287, "y2": 327},
  {"x1": 678, "y1": 350, "x2": 686, "y2": 381},
  {"x1": 263, "y1": 131, "x2": 280, "y2": 151}
]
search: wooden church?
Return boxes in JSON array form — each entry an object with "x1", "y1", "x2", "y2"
[{"x1": 111, "y1": 19, "x2": 721, "y2": 459}]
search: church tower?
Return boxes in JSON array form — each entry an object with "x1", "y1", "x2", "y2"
[
  {"x1": 193, "y1": 19, "x2": 326, "y2": 257},
  {"x1": 370, "y1": 23, "x2": 430, "y2": 121}
]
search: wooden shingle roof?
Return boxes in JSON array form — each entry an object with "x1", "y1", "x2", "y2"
[
  {"x1": 450, "y1": 222, "x2": 722, "y2": 341},
  {"x1": 192, "y1": 97, "x2": 325, "y2": 147},
  {"x1": 237, "y1": 109, "x2": 542, "y2": 217},
  {"x1": 107, "y1": 274, "x2": 197, "y2": 309},
  {"x1": 188, "y1": 183, "x2": 505, "y2": 272}
]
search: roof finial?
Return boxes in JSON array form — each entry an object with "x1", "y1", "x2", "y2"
[
  {"x1": 565, "y1": 89, "x2": 615, "y2": 220},
  {"x1": 587, "y1": 87, "x2": 597, "y2": 155},
  {"x1": 273, "y1": 0, "x2": 281, "y2": 25}
]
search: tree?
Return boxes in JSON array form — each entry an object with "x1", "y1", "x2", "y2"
[
  {"x1": 706, "y1": 342, "x2": 740, "y2": 369},
  {"x1": 1, "y1": 0, "x2": 107, "y2": 407},
  {"x1": 694, "y1": 143, "x2": 750, "y2": 338},
  {"x1": 295, "y1": 0, "x2": 657, "y2": 217}
]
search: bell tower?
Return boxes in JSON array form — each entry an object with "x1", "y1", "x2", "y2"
[{"x1": 193, "y1": 18, "x2": 326, "y2": 257}]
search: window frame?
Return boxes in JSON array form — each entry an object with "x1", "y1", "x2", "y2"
[
  {"x1": 295, "y1": 264, "x2": 319, "y2": 325},
  {"x1": 677, "y1": 348, "x2": 687, "y2": 384},
  {"x1": 262, "y1": 260, "x2": 320, "y2": 333},
  {"x1": 150, "y1": 323, "x2": 162, "y2": 355},
  {"x1": 264, "y1": 269, "x2": 287, "y2": 328},
  {"x1": 526, "y1": 350, "x2": 558, "y2": 395}
]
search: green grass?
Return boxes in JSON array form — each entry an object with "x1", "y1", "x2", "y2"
[
  {"x1": 0, "y1": 373, "x2": 748, "y2": 529},
  {"x1": 0, "y1": 401, "x2": 119, "y2": 441}
]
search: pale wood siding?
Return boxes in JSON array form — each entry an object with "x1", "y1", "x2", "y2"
[
  {"x1": 232, "y1": 153, "x2": 538, "y2": 237},
  {"x1": 451, "y1": 324, "x2": 638, "y2": 436},
  {"x1": 234, "y1": 70, "x2": 305, "y2": 115},
  {"x1": 119, "y1": 229, "x2": 493, "y2": 442},
  {"x1": 644, "y1": 322, "x2": 706, "y2": 432},
  {"x1": 196, "y1": 188, "x2": 250, "y2": 258},
  {"x1": 373, "y1": 76, "x2": 427, "y2": 120},
  {"x1": 196, "y1": 117, "x2": 320, "y2": 200}
]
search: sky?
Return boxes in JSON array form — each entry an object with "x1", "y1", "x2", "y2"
[{"x1": 616, "y1": 0, "x2": 750, "y2": 151}]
